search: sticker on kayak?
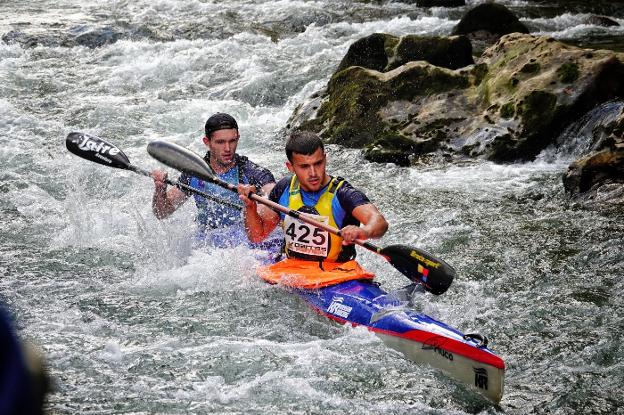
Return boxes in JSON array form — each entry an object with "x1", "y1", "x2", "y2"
[
  {"x1": 473, "y1": 367, "x2": 489, "y2": 390},
  {"x1": 327, "y1": 296, "x2": 352, "y2": 319}
]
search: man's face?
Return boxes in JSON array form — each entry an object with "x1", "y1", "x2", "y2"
[
  {"x1": 204, "y1": 129, "x2": 239, "y2": 168},
  {"x1": 286, "y1": 147, "x2": 328, "y2": 192}
]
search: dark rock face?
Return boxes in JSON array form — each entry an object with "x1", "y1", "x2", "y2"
[
  {"x1": 335, "y1": 33, "x2": 394, "y2": 73},
  {"x1": 587, "y1": 15, "x2": 620, "y2": 27},
  {"x1": 563, "y1": 111, "x2": 624, "y2": 196},
  {"x1": 387, "y1": 35, "x2": 474, "y2": 71},
  {"x1": 336, "y1": 33, "x2": 473, "y2": 74},
  {"x1": 2, "y1": 25, "x2": 125, "y2": 49},
  {"x1": 452, "y1": 3, "x2": 530, "y2": 36}
]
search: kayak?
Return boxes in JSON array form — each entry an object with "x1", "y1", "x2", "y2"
[{"x1": 293, "y1": 279, "x2": 505, "y2": 403}]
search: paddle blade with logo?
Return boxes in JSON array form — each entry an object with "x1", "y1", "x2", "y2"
[
  {"x1": 65, "y1": 132, "x2": 132, "y2": 170},
  {"x1": 380, "y1": 244, "x2": 455, "y2": 295}
]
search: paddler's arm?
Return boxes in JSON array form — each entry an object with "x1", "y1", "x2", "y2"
[
  {"x1": 237, "y1": 184, "x2": 281, "y2": 243},
  {"x1": 151, "y1": 169, "x2": 188, "y2": 219},
  {"x1": 341, "y1": 203, "x2": 389, "y2": 245}
]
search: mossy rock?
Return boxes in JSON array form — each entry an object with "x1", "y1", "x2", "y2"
[
  {"x1": 500, "y1": 102, "x2": 515, "y2": 118},
  {"x1": 520, "y1": 62, "x2": 541, "y2": 74},
  {"x1": 517, "y1": 90, "x2": 558, "y2": 130},
  {"x1": 335, "y1": 33, "x2": 398, "y2": 73},
  {"x1": 452, "y1": 3, "x2": 529, "y2": 36},
  {"x1": 318, "y1": 63, "x2": 470, "y2": 148},
  {"x1": 386, "y1": 35, "x2": 474, "y2": 71},
  {"x1": 557, "y1": 62, "x2": 580, "y2": 83}
]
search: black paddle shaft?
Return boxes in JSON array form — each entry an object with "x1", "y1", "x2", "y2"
[{"x1": 65, "y1": 132, "x2": 242, "y2": 210}]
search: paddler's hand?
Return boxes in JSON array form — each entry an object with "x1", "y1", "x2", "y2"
[
  {"x1": 152, "y1": 169, "x2": 168, "y2": 192},
  {"x1": 341, "y1": 225, "x2": 369, "y2": 245},
  {"x1": 237, "y1": 184, "x2": 257, "y2": 209}
]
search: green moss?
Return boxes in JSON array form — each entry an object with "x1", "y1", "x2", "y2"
[
  {"x1": 519, "y1": 62, "x2": 541, "y2": 74},
  {"x1": 471, "y1": 63, "x2": 489, "y2": 86},
  {"x1": 319, "y1": 65, "x2": 470, "y2": 147},
  {"x1": 557, "y1": 62, "x2": 579, "y2": 83},
  {"x1": 518, "y1": 90, "x2": 558, "y2": 130},
  {"x1": 500, "y1": 102, "x2": 515, "y2": 118}
]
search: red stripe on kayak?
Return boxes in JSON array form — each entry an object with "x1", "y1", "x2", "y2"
[
  {"x1": 308, "y1": 305, "x2": 505, "y2": 370},
  {"x1": 373, "y1": 327, "x2": 506, "y2": 370}
]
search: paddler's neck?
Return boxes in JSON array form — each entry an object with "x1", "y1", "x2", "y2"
[{"x1": 209, "y1": 155, "x2": 236, "y2": 174}]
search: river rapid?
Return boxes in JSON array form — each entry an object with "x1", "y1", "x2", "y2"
[{"x1": 1, "y1": 1, "x2": 623, "y2": 414}]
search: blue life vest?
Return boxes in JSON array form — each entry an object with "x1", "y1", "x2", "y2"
[
  {"x1": 187, "y1": 162, "x2": 284, "y2": 259},
  {"x1": 189, "y1": 165, "x2": 246, "y2": 230}
]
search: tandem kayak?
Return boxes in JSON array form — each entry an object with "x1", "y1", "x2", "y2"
[{"x1": 292, "y1": 279, "x2": 505, "y2": 403}]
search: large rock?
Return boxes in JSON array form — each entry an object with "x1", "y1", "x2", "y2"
[
  {"x1": 289, "y1": 33, "x2": 624, "y2": 167},
  {"x1": 563, "y1": 110, "x2": 624, "y2": 196},
  {"x1": 452, "y1": 3, "x2": 529, "y2": 36},
  {"x1": 336, "y1": 33, "x2": 473, "y2": 74}
]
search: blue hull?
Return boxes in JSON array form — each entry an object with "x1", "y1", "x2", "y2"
[{"x1": 294, "y1": 280, "x2": 505, "y2": 403}]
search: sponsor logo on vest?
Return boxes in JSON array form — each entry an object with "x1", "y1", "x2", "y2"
[
  {"x1": 78, "y1": 135, "x2": 120, "y2": 163},
  {"x1": 473, "y1": 368, "x2": 488, "y2": 390},
  {"x1": 289, "y1": 242, "x2": 327, "y2": 254},
  {"x1": 327, "y1": 297, "x2": 352, "y2": 319}
]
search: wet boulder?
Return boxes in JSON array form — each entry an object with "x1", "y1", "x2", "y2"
[
  {"x1": 304, "y1": 62, "x2": 470, "y2": 148},
  {"x1": 335, "y1": 33, "x2": 396, "y2": 73},
  {"x1": 68, "y1": 25, "x2": 123, "y2": 48},
  {"x1": 452, "y1": 3, "x2": 529, "y2": 36},
  {"x1": 563, "y1": 110, "x2": 624, "y2": 197},
  {"x1": 336, "y1": 33, "x2": 473, "y2": 74},
  {"x1": 386, "y1": 35, "x2": 474, "y2": 71},
  {"x1": 452, "y1": 3, "x2": 529, "y2": 55},
  {"x1": 586, "y1": 15, "x2": 620, "y2": 27}
]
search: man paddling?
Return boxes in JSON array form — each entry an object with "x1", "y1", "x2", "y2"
[
  {"x1": 152, "y1": 113, "x2": 282, "y2": 251},
  {"x1": 237, "y1": 131, "x2": 388, "y2": 287}
]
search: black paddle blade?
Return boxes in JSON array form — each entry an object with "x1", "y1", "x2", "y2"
[
  {"x1": 66, "y1": 132, "x2": 132, "y2": 170},
  {"x1": 380, "y1": 244, "x2": 455, "y2": 295},
  {"x1": 147, "y1": 141, "x2": 216, "y2": 184}
]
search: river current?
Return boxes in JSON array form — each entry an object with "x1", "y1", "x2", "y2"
[{"x1": 1, "y1": 1, "x2": 623, "y2": 414}]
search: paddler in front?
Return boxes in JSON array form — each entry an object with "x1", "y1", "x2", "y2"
[{"x1": 237, "y1": 130, "x2": 389, "y2": 288}]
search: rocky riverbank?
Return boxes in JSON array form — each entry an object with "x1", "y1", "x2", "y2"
[{"x1": 288, "y1": 3, "x2": 624, "y2": 201}]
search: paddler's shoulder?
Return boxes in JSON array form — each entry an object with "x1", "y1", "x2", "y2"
[
  {"x1": 268, "y1": 176, "x2": 293, "y2": 201},
  {"x1": 236, "y1": 154, "x2": 276, "y2": 185}
]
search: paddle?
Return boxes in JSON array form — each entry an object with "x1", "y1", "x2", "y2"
[
  {"x1": 65, "y1": 132, "x2": 243, "y2": 210},
  {"x1": 147, "y1": 140, "x2": 456, "y2": 295}
]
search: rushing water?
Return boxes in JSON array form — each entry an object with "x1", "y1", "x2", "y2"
[{"x1": 1, "y1": 1, "x2": 623, "y2": 414}]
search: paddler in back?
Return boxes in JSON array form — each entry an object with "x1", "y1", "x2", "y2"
[
  {"x1": 237, "y1": 130, "x2": 389, "y2": 287},
  {"x1": 151, "y1": 112, "x2": 282, "y2": 252}
]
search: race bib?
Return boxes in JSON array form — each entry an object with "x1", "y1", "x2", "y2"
[{"x1": 284, "y1": 214, "x2": 330, "y2": 258}]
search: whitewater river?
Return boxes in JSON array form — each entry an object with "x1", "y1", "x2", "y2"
[{"x1": 1, "y1": 1, "x2": 623, "y2": 414}]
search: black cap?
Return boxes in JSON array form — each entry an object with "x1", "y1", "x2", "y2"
[{"x1": 204, "y1": 113, "x2": 238, "y2": 136}]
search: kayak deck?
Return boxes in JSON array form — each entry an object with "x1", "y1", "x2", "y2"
[{"x1": 294, "y1": 279, "x2": 505, "y2": 403}]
